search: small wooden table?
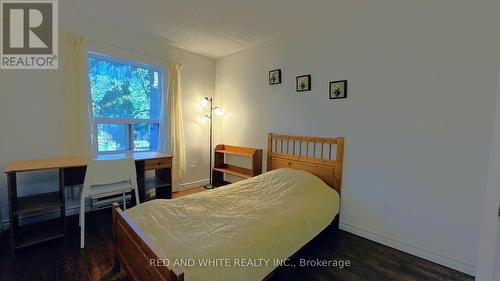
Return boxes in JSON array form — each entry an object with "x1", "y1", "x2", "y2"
[{"x1": 5, "y1": 152, "x2": 173, "y2": 251}]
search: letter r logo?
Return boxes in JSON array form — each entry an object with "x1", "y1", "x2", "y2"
[{"x1": 2, "y1": 2, "x2": 53, "y2": 54}]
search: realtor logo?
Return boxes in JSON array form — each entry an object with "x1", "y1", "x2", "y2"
[{"x1": 1, "y1": 0, "x2": 58, "y2": 69}]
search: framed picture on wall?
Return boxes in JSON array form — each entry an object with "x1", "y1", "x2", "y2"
[
  {"x1": 296, "y1": 75, "x2": 311, "y2": 92},
  {"x1": 329, "y1": 80, "x2": 347, "y2": 99},
  {"x1": 269, "y1": 69, "x2": 282, "y2": 85}
]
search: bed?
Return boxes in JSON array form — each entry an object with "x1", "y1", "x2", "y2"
[{"x1": 112, "y1": 133, "x2": 344, "y2": 281}]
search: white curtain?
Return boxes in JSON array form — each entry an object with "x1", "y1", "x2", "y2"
[
  {"x1": 160, "y1": 63, "x2": 186, "y2": 186},
  {"x1": 60, "y1": 32, "x2": 95, "y2": 157},
  {"x1": 58, "y1": 33, "x2": 94, "y2": 208}
]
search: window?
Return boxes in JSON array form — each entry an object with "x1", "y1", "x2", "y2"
[{"x1": 88, "y1": 52, "x2": 163, "y2": 153}]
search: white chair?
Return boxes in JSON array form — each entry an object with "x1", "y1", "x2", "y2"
[{"x1": 80, "y1": 157, "x2": 140, "y2": 248}]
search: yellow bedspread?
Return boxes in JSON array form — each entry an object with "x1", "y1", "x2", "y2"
[{"x1": 126, "y1": 168, "x2": 340, "y2": 281}]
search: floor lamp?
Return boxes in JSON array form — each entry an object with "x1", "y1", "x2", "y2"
[{"x1": 201, "y1": 97, "x2": 223, "y2": 189}]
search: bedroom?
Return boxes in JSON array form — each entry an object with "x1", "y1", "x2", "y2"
[{"x1": 0, "y1": 0, "x2": 500, "y2": 280}]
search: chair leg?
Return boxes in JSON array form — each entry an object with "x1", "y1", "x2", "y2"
[
  {"x1": 122, "y1": 192, "x2": 126, "y2": 210},
  {"x1": 79, "y1": 186, "x2": 83, "y2": 227},
  {"x1": 80, "y1": 195, "x2": 85, "y2": 249},
  {"x1": 134, "y1": 187, "x2": 140, "y2": 205}
]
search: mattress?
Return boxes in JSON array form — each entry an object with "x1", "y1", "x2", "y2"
[{"x1": 126, "y1": 168, "x2": 340, "y2": 281}]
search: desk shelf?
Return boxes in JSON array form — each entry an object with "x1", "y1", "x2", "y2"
[
  {"x1": 212, "y1": 145, "x2": 262, "y2": 187},
  {"x1": 6, "y1": 171, "x2": 65, "y2": 253},
  {"x1": 13, "y1": 218, "x2": 64, "y2": 250},
  {"x1": 141, "y1": 166, "x2": 172, "y2": 201},
  {"x1": 13, "y1": 191, "x2": 63, "y2": 215},
  {"x1": 145, "y1": 177, "x2": 171, "y2": 190},
  {"x1": 145, "y1": 176, "x2": 172, "y2": 201}
]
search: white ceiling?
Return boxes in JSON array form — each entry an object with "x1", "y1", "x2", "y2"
[{"x1": 72, "y1": 0, "x2": 317, "y2": 59}]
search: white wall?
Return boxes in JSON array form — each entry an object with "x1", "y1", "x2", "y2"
[
  {"x1": 0, "y1": 2, "x2": 215, "y2": 227},
  {"x1": 215, "y1": 0, "x2": 500, "y2": 275},
  {"x1": 476, "y1": 66, "x2": 500, "y2": 281},
  {"x1": 495, "y1": 233, "x2": 500, "y2": 280}
]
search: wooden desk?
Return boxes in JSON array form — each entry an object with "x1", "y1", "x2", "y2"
[{"x1": 5, "y1": 152, "x2": 173, "y2": 251}]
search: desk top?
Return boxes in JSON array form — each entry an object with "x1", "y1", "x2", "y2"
[{"x1": 5, "y1": 152, "x2": 172, "y2": 173}]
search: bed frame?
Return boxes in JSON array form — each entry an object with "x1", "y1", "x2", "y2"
[
  {"x1": 112, "y1": 133, "x2": 345, "y2": 281},
  {"x1": 267, "y1": 133, "x2": 344, "y2": 194}
]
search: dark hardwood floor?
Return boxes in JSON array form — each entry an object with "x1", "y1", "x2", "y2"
[
  {"x1": 267, "y1": 225, "x2": 472, "y2": 281},
  {"x1": 0, "y1": 192, "x2": 473, "y2": 281}
]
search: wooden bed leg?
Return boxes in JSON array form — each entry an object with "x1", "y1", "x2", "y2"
[
  {"x1": 112, "y1": 256, "x2": 121, "y2": 274},
  {"x1": 331, "y1": 215, "x2": 340, "y2": 230},
  {"x1": 333, "y1": 216, "x2": 340, "y2": 229}
]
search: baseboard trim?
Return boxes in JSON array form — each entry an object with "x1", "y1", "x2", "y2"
[
  {"x1": 339, "y1": 221, "x2": 476, "y2": 276},
  {"x1": 174, "y1": 178, "x2": 209, "y2": 192}
]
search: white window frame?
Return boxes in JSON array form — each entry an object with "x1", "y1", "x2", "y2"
[{"x1": 88, "y1": 51, "x2": 164, "y2": 154}]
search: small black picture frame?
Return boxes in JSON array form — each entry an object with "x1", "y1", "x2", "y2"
[
  {"x1": 269, "y1": 69, "x2": 282, "y2": 85},
  {"x1": 296, "y1": 75, "x2": 311, "y2": 92},
  {"x1": 329, "y1": 80, "x2": 348, "y2": 99}
]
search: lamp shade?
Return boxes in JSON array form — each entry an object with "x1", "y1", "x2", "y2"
[
  {"x1": 201, "y1": 115, "x2": 210, "y2": 124},
  {"x1": 213, "y1": 107, "x2": 223, "y2": 117},
  {"x1": 200, "y1": 97, "x2": 210, "y2": 108}
]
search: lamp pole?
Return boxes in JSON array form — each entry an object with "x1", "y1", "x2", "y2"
[
  {"x1": 207, "y1": 97, "x2": 214, "y2": 189},
  {"x1": 201, "y1": 97, "x2": 222, "y2": 189},
  {"x1": 202, "y1": 97, "x2": 220, "y2": 189}
]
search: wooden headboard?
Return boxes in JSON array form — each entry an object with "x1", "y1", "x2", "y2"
[{"x1": 267, "y1": 133, "x2": 344, "y2": 194}]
